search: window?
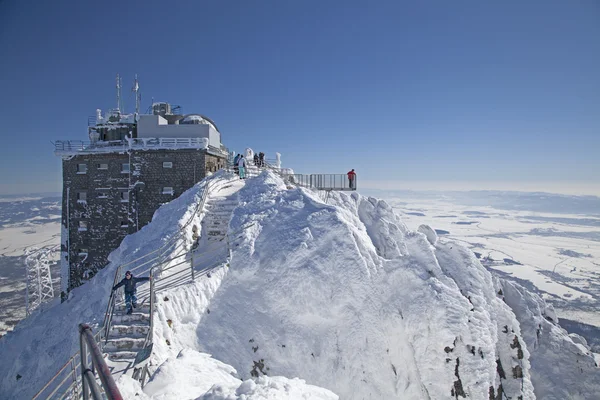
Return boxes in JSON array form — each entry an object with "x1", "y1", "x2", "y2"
[
  {"x1": 97, "y1": 163, "x2": 108, "y2": 170},
  {"x1": 163, "y1": 161, "x2": 173, "y2": 168},
  {"x1": 77, "y1": 164, "x2": 87, "y2": 174},
  {"x1": 97, "y1": 192, "x2": 108, "y2": 199},
  {"x1": 120, "y1": 191, "x2": 129, "y2": 202},
  {"x1": 120, "y1": 221, "x2": 129, "y2": 228},
  {"x1": 121, "y1": 163, "x2": 130, "y2": 173},
  {"x1": 78, "y1": 221, "x2": 88, "y2": 231},
  {"x1": 162, "y1": 187, "x2": 174, "y2": 195},
  {"x1": 76, "y1": 191, "x2": 87, "y2": 203}
]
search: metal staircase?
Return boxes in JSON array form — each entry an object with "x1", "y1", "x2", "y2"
[{"x1": 104, "y1": 303, "x2": 151, "y2": 363}]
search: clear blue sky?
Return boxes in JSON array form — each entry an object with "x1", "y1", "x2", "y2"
[{"x1": 0, "y1": 0, "x2": 598, "y2": 195}]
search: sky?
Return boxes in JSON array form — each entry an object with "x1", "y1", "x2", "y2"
[{"x1": 0, "y1": 0, "x2": 598, "y2": 195}]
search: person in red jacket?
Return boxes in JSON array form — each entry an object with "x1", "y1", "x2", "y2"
[{"x1": 347, "y1": 169, "x2": 356, "y2": 189}]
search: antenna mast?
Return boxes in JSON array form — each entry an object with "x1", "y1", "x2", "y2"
[
  {"x1": 116, "y1": 73, "x2": 122, "y2": 113},
  {"x1": 132, "y1": 74, "x2": 140, "y2": 114}
]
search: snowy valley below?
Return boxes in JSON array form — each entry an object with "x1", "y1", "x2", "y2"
[{"x1": 1, "y1": 173, "x2": 599, "y2": 399}]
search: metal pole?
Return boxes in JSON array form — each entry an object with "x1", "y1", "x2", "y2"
[
  {"x1": 190, "y1": 249, "x2": 195, "y2": 281},
  {"x1": 80, "y1": 327, "x2": 89, "y2": 400},
  {"x1": 71, "y1": 357, "x2": 80, "y2": 399}
]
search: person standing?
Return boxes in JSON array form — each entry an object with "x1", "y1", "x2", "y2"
[
  {"x1": 233, "y1": 153, "x2": 241, "y2": 175},
  {"x1": 347, "y1": 169, "x2": 356, "y2": 189},
  {"x1": 259, "y1": 152, "x2": 265, "y2": 167},
  {"x1": 253, "y1": 153, "x2": 259, "y2": 166},
  {"x1": 238, "y1": 155, "x2": 246, "y2": 179},
  {"x1": 112, "y1": 271, "x2": 150, "y2": 315}
]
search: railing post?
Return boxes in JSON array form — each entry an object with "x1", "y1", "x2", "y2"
[
  {"x1": 71, "y1": 357, "x2": 79, "y2": 399},
  {"x1": 190, "y1": 248, "x2": 195, "y2": 281},
  {"x1": 80, "y1": 327, "x2": 90, "y2": 400}
]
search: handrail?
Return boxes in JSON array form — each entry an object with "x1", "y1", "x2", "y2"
[
  {"x1": 103, "y1": 265, "x2": 123, "y2": 341},
  {"x1": 278, "y1": 173, "x2": 357, "y2": 191},
  {"x1": 79, "y1": 324, "x2": 123, "y2": 400}
]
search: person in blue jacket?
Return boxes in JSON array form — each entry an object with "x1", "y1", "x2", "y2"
[{"x1": 112, "y1": 270, "x2": 150, "y2": 314}]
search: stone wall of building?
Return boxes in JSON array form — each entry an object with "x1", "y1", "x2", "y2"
[{"x1": 60, "y1": 148, "x2": 226, "y2": 292}]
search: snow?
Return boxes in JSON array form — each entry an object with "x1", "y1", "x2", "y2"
[
  {"x1": 119, "y1": 349, "x2": 338, "y2": 400},
  {"x1": 181, "y1": 115, "x2": 205, "y2": 123},
  {"x1": 418, "y1": 223, "x2": 438, "y2": 245},
  {"x1": 1, "y1": 171, "x2": 598, "y2": 399}
]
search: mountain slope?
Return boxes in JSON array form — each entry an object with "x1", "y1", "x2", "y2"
[
  {"x1": 1, "y1": 171, "x2": 598, "y2": 399},
  {"x1": 176, "y1": 172, "x2": 598, "y2": 399}
]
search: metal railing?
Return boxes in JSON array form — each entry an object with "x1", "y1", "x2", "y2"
[
  {"x1": 79, "y1": 324, "x2": 123, "y2": 400},
  {"x1": 279, "y1": 173, "x2": 357, "y2": 191},
  {"x1": 54, "y1": 139, "x2": 228, "y2": 158}
]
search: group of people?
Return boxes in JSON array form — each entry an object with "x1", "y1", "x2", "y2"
[
  {"x1": 233, "y1": 153, "x2": 247, "y2": 179},
  {"x1": 253, "y1": 152, "x2": 266, "y2": 167},
  {"x1": 232, "y1": 152, "x2": 266, "y2": 179}
]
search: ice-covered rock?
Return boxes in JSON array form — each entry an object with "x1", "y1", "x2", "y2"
[{"x1": 418, "y1": 223, "x2": 438, "y2": 245}]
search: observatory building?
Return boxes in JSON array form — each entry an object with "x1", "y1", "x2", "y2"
[{"x1": 55, "y1": 79, "x2": 228, "y2": 295}]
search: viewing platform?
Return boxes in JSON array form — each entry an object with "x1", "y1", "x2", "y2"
[{"x1": 280, "y1": 173, "x2": 357, "y2": 191}]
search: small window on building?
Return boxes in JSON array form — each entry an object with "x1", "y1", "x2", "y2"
[
  {"x1": 77, "y1": 191, "x2": 87, "y2": 203},
  {"x1": 77, "y1": 164, "x2": 87, "y2": 174},
  {"x1": 78, "y1": 221, "x2": 88, "y2": 231},
  {"x1": 97, "y1": 163, "x2": 108, "y2": 170},
  {"x1": 120, "y1": 221, "x2": 129, "y2": 228},
  {"x1": 163, "y1": 162, "x2": 173, "y2": 168},
  {"x1": 162, "y1": 187, "x2": 174, "y2": 195},
  {"x1": 120, "y1": 191, "x2": 129, "y2": 202},
  {"x1": 97, "y1": 192, "x2": 108, "y2": 199},
  {"x1": 121, "y1": 163, "x2": 130, "y2": 173}
]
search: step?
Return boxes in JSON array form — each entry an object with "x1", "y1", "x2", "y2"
[
  {"x1": 206, "y1": 206, "x2": 236, "y2": 213},
  {"x1": 206, "y1": 220, "x2": 228, "y2": 227},
  {"x1": 112, "y1": 312, "x2": 150, "y2": 324},
  {"x1": 104, "y1": 337, "x2": 146, "y2": 352},
  {"x1": 207, "y1": 200, "x2": 237, "y2": 206},
  {"x1": 115, "y1": 305, "x2": 150, "y2": 313},
  {"x1": 206, "y1": 203, "x2": 237, "y2": 210},
  {"x1": 206, "y1": 216, "x2": 231, "y2": 223},
  {"x1": 107, "y1": 351, "x2": 138, "y2": 361},
  {"x1": 110, "y1": 324, "x2": 150, "y2": 338}
]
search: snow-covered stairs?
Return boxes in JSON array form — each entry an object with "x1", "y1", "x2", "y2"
[
  {"x1": 204, "y1": 197, "x2": 237, "y2": 243},
  {"x1": 191, "y1": 180, "x2": 244, "y2": 274},
  {"x1": 103, "y1": 302, "x2": 151, "y2": 377}
]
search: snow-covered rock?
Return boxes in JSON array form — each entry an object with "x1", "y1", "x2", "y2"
[
  {"x1": 200, "y1": 376, "x2": 338, "y2": 399},
  {"x1": 499, "y1": 279, "x2": 600, "y2": 399},
  {"x1": 142, "y1": 348, "x2": 338, "y2": 400},
  {"x1": 418, "y1": 223, "x2": 438, "y2": 245}
]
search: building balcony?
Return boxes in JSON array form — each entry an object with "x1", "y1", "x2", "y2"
[{"x1": 54, "y1": 138, "x2": 228, "y2": 157}]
